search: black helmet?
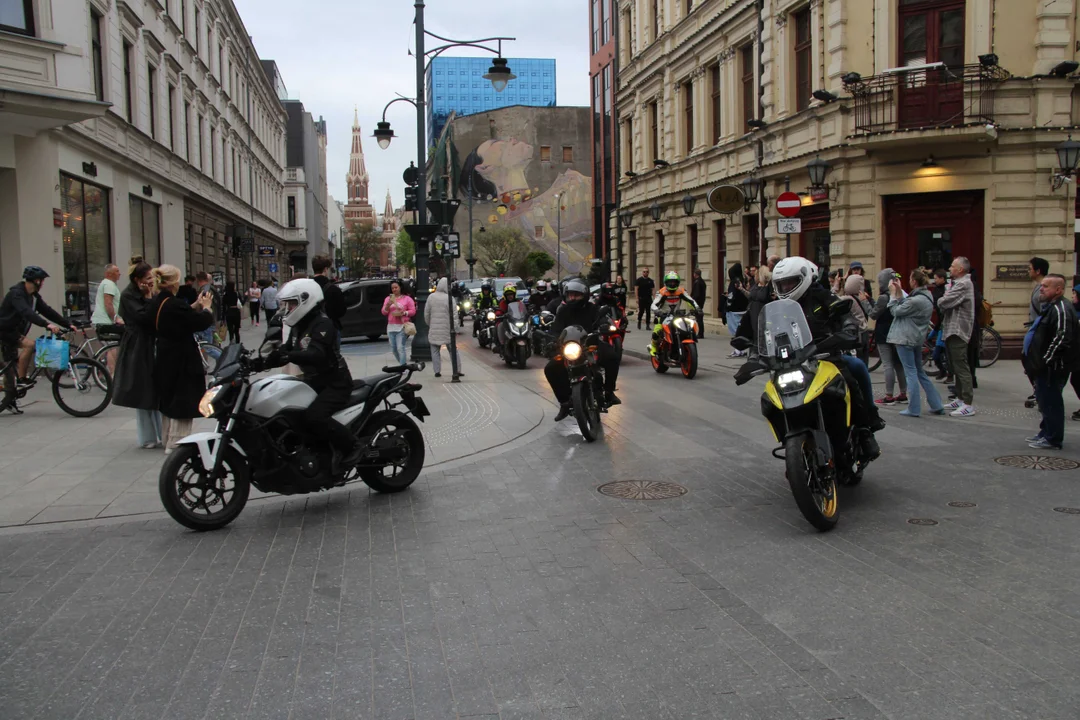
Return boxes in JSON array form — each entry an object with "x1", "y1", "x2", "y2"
[
  {"x1": 562, "y1": 278, "x2": 590, "y2": 311},
  {"x1": 480, "y1": 281, "x2": 492, "y2": 292},
  {"x1": 23, "y1": 266, "x2": 49, "y2": 282}
]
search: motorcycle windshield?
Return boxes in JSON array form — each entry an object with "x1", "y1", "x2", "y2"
[
  {"x1": 757, "y1": 299, "x2": 813, "y2": 361},
  {"x1": 506, "y1": 302, "x2": 528, "y2": 321}
]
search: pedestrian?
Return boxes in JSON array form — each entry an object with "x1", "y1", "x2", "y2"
[
  {"x1": 746, "y1": 264, "x2": 759, "y2": 287},
  {"x1": 1070, "y1": 283, "x2": 1080, "y2": 420},
  {"x1": 192, "y1": 272, "x2": 221, "y2": 361},
  {"x1": 91, "y1": 263, "x2": 123, "y2": 373},
  {"x1": 726, "y1": 263, "x2": 750, "y2": 357},
  {"x1": 311, "y1": 255, "x2": 346, "y2": 344},
  {"x1": 634, "y1": 268, "x2": 655, "y2": 329},
  {"x1": 928, "y1": 269, "x2": 949, "y2": 378},
  {"x1": 424, "y1": 278, "x2": 462, "y2": 378},
  {"x1": 1024, "y1": 274, "x2": 1078, "y2": 449},
  {"x1": 613, "y1": 274, "x2": 629, "y2": 310},
  {"x1": 844, "y1": 274, "x2": 871, "y2": 363},
  {"x1": 690, "y1": 269, "x2": 707, "y2": 339},
  {"x1": 260, "y1": 279, "x2": 279, "y2": 324},
  {"x1": 869, "y1": 268, "x2": 908, "y2": 406},
  {"x1": 246, "y1": 280, "x2": 262, "y2": 327},
  {"x1": 737, "y1": 266, "x2": 773, "y2": 344},
  {"x1": 1020, "y1": 257, "x2": 1050, "y2": 403},
  {"x1": 938, "y1": 256, "x2": 977, "y2": 417},
  {"x1": 176, "y1": 275, "x2": 198, "y2": 305},
  {"x1": 848, "y1": 260, "x2": 873, "y2": 296},
  {"x1": 146, "y1": 265, "x2": 215, "y2": 452},
  {"x1": 767, "y1": 255, "x2": 782, "y2": 271},
  {"x1": 112, "y1": 260, "x2": 162, "y2": 449},
  {"x1": 222, "y1": 281, "x2": 242, "y2": 344},
  {"x1": 382, "y1": 280, "x2": 416, "y2": 365},
  {"x1": 887, "y1": 269, "x2": 945, "y2": 418}
]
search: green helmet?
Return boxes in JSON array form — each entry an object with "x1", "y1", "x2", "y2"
[{"x1": 663, "y1": 271, "x2": 680, "y2": 291}]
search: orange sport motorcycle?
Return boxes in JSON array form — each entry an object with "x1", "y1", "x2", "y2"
[{"x1": 650, "y1": 307, "x2": 699, "y2": 379}]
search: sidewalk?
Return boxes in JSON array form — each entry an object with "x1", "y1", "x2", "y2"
[{"x1": 0, "y1": 323, "x2": 552, "y2": 528}]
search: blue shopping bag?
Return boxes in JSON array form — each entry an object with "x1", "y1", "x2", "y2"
[{"x1": 34, "y1": 336, "x2": 70, "y2": 370}]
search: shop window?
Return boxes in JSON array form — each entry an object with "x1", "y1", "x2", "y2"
[
  {"x1": 129, "y1": 196, "x2": 161, "y2": 267},
  {"x1": 0, "y1": 0, "x2": 34, "y2": 35},
  {"x1": 61, "y1": 174, "x2": 112, "y2": 318}
]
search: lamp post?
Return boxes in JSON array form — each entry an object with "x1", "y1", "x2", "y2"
[{"x1": 371, "y1": 1, "x2": 515, "y2": 362}]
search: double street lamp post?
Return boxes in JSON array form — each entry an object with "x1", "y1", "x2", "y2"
[{"x1": 371, "y1": 0, "x2": 515, "y2": 363}]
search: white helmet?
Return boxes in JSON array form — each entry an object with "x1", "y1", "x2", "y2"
[
  {"x1": 536, "y1": 280, "x2": 548, "y2": 292},
  {"x1": 277, "y1": 278, "x2": 324, "y2": 341},
  {"x1": 772, "y1": 257, "x2": 819, "y2": 302}
]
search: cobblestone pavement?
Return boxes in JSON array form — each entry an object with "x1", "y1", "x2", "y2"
[{"x1": 1, "y1": 336, "x2": 1079, "y2": 719}]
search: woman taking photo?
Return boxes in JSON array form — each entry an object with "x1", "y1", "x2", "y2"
[
  {"x1": 887, "y1": 269, "x2": 945, "y2": 417},
  {"x1": 222, "y1": 281, "x2": 242, "y2": 345},
  {"x1": 869, "y1": 268, "x2": 908, "y2": 406},
  {"x1": 381, "y1": 280, "x2": 416, "y2": 365},
  {"x1": 112, "y1": 259, "x2": 161, "y2": 448},
  {"x1": 144, "y1": 265, "x2": 215, "y2": 451}
]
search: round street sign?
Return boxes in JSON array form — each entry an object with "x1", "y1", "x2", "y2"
[
  {"x1": 776, "y1": 191, "x2": 802, "y2": 218},
  {"x1": 707, "y1": 185, "x2": 746, "y2": 214}
]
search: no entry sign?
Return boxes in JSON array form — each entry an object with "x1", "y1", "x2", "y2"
[{"x1": 776, "y1": 191, "x2": 802, "y2": 218}]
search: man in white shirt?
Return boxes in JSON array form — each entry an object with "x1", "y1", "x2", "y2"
[{"x1": 91, "y1": 264, "x2": 122, "y2": 372}]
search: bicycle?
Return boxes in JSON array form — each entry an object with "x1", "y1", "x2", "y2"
[{"x1": 0, "y1": 331, "x2": 113, "y2": 417}]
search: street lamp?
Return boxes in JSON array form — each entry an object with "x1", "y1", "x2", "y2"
[
  {"x1": 1053, "y1": 135, "x2": 1080, "y2": 190},
  {"x1": 373, "y1": 2, "x2": 515, "y2": 362},
  {"x1": 681, "y1": 193, "x2": 697, "y2": 217},
  {"x1": 741, "y1": 174, "x2": 762, "y2": 210},
  {"x1": 618, "y1": 209, "x2": 633, "y2": 227},
  {"x1": 649, "y1": 200, "x2": 663, "y2": 223},
  {"x1": 806, "y1": 155, "x2": 832, "y2": 188}
]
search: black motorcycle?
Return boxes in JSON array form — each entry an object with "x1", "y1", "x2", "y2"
[
  {"x1": 158, "y1": 333, "x2": 430, "y2": 531},
  {"x1": 557, "y1": 325, "x2": 612, "y2": 443},
  {"x1": 475, "y1": 308, "x2": 497, "y2": 349},
  {"x1": 532, "y1": 310, "x2": 556, "y2": 357},
  {"x1": 497, "y1": 301, "x2": 532, "y2": 369}
]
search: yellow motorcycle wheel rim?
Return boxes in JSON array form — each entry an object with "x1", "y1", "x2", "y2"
[{"x1": 818, "y1": 475, "x2": 838, "y2": 518}]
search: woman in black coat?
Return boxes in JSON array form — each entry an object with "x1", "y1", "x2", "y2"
[
  {"x1": 222, "y1": 281, "x2": 242, "y2": 344},
  {"x1": 112, "y1": 261, "x2": 162, "y2": 448},
  {"x1": 143, "y1": 264, "x2": 215, "y2": 451}
]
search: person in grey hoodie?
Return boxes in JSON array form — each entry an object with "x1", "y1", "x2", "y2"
[
  {"x1": 869, "y1": 267, "x2": 907, "y2": 404},
  {"x1": 887, "y1": 269, "x2": 945, "y2": 417}
]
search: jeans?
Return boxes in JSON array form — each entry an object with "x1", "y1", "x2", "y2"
[
  {"x1": 197, "y1": 326, "x2": 221, "y2": 360},
  {"x1": 726, "y1": 311, "x2": 745, "y2": 336},
  {"x1": 877, "y1": 342, "x2": 907, "y2": 396},
  {"x1": 1034, "y1": 371, "x2": 1069, "y2": 446},
  {"x1": 431, "y1": 344, "x2": 460, "y2": 375},
  {"x1": 895, "y1": 344, "x2": 944, "y2": 416},
  {"x1": 388, "y1": 329, "x2": 408, "y2": 365},
  {"x1": 135, "y1": 409, "x2": 162, "y2": 447},
  {"x1": 837, "y1": 355, "x2": 874, "y2": 412},
  {"x1": 945, "y1": 335, "x2": 973, "y2": 405}
]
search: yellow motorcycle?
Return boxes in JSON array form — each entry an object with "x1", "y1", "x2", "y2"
[{"x1": 734, "y1": 299, "x2": 871, "y2": 531}]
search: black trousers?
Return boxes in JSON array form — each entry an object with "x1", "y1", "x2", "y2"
[
  {"x1": 225, "y1": 308, "x2": 242, "y2": 344},
  {"x1": 264, "y1": 308, "x2": 277, "y2": 324},
  {"x1": 695, "y1": 311, "x2": 705, "y2": 339},
  {"x1": 304, "y1": 382, "x2": 356, "y2": 453},
  {"x1": 544, "y1": 344, "x2": 620, "y2": 404},
  {"x1": 636, "y1": 301, "x2": 651, "y2": 328}
]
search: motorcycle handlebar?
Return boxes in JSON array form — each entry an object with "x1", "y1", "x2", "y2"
[{"x1": 381, "y1": 362, "x2": 425, "y2": 374}]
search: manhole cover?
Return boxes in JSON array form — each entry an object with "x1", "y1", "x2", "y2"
[
  {"x1": 994, "y1": 455, "x2": 1080, "y2": 471},
  {"x1": 948, "y1": 501, "x2": 977, "y2": 508},
  {"x1": 1053, "y1": 507, "x2": 1080, "y2": 515},
  {"x1": 908, "y1": 518, "x2": 938, "y2": 526},
  {"x1": 598, "y1": 480, "x2": 688, "y2": 500}
]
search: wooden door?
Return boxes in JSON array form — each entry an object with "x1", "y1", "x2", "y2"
[
  {"x1": 885, "y1": 190, "x2": 984, "y2": 285},
  {"x1": 897, "y1": 0, "x2": 965, "y2": 129}
]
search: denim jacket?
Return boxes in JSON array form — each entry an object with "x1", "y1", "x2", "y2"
[{"x1": 886, "y1": 287, "x2": 934, "y2": 347}]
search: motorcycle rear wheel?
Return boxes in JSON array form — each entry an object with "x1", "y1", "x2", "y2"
[
  {"x1": 784, "y1": 436, "x2": 839, "y2": 532},
  {"x1": 356, "y1": 410, "x2": 425, "y2": 493},
  {"x1": 681, "y1": 344, "x2": 698, "y2": 379},
  {"x1": 159, "y1": 445, "x2": 251, "y2": 531},
  {"x1": 572, "y1": 381, "x2": 601, "y2": 443}
]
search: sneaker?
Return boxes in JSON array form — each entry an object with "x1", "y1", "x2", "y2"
[
  {"x1": 554, "y1": 402, "x2": 572, "y2": 422},
  {"x1": 1024, "y1": 433, "x2": 1045, "y2": 443},
  {"x1": 1072, "y1": 410, "x2": 1080, "y2": 421},
  {"x1": 951, "y1": 404, "x2": 976, "y2": 417},
  {"x1": 945, "y1": 399, "x2": 964, "y2": 410},
  {"x1": 1029, "y1": 438, "x2": 1063, "y2": 450},
  {"x1": 895, "y1": 393, "x2": 908, "y2": 403},
  {"x1": 897, "y1": 409, "x2": 920, "y2": 417},
  {"x1": 434, "y1": 372, "x2": 441, "y2": 378},
  {"x1": 15, "y1": 377, "x2": 33, "y2": 389},
  {"x1": 875, "y1": 395, "x2": 897, "y2": 406}
]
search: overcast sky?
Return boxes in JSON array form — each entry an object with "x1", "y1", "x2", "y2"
[{"x1": 233, "y1": 0, "x2": 591, "y2": 215}]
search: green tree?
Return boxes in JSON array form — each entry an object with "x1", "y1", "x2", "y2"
[
  {"x1": 475, "y1": 225, "x2": 529, "y2": 277},
  {"x1": 524, "y1": 250, "x2": 554, "y2": 279},
  {"x1": 344, "y1": 224, "x2": 385, "y2": 278},
  {"x1": 395, "y1": 230, "x2": 416, "y2": 273}
]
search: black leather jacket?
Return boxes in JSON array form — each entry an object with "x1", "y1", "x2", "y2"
[
  {"x1": 265, "y1": 309, "x2": 351, "y2": 390},
  {"x1": 0, "y1": 283, "x2": 66, "y2": 336}
]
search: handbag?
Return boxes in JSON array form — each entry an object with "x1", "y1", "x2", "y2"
[
  {"x1": 402, "y1": 321, "x2": 417, "y2": 337},
  {"x1": 34, "y1": 336, "x2": 70, "y2": 370}
]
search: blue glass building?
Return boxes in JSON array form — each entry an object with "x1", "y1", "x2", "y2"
[{"x1": 426, "y1": 57, "x2": 556, "y2": 147}]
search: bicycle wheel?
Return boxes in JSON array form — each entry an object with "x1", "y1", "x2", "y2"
[
  {"x1": 0, "y1": 360, "x2": 16, "y2": 413},
  {"x1": 978, "y1": 327, "x2": 1001, "y2": 368},
  {"x1": 52, "y1": 357, "x2": 112, "y2": 417},
  {"x1": 866, "y1": 336, "x2": 882, "y2": 372},
  {"x1": 91, "y1": 342, "x2": 120, "y2": 390}
]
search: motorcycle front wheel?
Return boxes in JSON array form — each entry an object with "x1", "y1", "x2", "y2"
[
  {"x1": 159, "y1": 445, "x2": 251, "y2": 531},
  {"x1": 651, "y1": 350, "x2": 668, "y2": 373},
  {"x1": 357, "y1": 410, "x2": 425, "y2": 493},
  {"x1": 681, "y1": 343, "x2": 698, "y2": 379},
  {"x1": 785, "y1": 435, "x2": 839, "y2": 532},
  {"x1": 516, "y1": 345, "x2": 528, "y2": 369},
  {"x1": 572, "y1": 381, "x2": 602, "y2": 443}
]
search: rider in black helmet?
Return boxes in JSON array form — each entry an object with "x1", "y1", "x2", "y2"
[{"x1": 0, "y1": 266, "x2": 76, "y2": 386}]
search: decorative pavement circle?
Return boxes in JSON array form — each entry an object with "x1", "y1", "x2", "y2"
[
  {"x1": 907, "y1": 518, "x2": 939, "y2": 526},
  {"x1": 994, "y1": 455, "x2": 1080, "y2": 471},
  {"x1": 1053, "y1": 507, "x2": 1080, "y2": 515},
  {"x1": 948, "y1": 501, "x2": 977, "y2": 508},
  {"x1": 598, "y1": 480, "x2": 689, "y2": 500}
]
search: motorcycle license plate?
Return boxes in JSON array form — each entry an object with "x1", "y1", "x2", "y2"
[{"x1": 517, "y1": 340, "x2": 526, "y2": 346}]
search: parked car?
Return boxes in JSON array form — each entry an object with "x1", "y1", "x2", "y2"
[{"x1": 339, "y1": 278, "x2": 394, "y2": 340}]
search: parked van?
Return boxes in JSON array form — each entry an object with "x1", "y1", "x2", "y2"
[{"x1": 339, "y1": 278, "x2": 394, "y2": 340}]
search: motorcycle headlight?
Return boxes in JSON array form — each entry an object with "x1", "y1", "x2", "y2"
[
  {"x1": 487, "y1": 311, "x2": 496, "y2": 320},
  {"x1": 608, "y1": 325, "x2": 618, "y2": 333},
  {"x1": 515, "y1": 321, "x2": 525, "y2": 327},
  {"x1": 563, "y1": 342, "x2": 583, "y2": 361},
  {"x1": 198, "y1": 385, "x2": 224, "y2": 418},
  {"x1": 674, "y1": 317, "x2": 688, "y2": 330},
  {"x1": 776, "y1": 370, "x2": 807, "y2": 392},
  {"x1": 463, "y1": 301, "x2": 471, "y2": 309}
]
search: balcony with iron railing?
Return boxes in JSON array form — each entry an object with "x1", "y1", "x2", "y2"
[{"x1": 842, "y1": 62, "x2": 1011, "y2": 140}]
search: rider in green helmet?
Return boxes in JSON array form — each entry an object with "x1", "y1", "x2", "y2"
[{"x1": 648, "y1": 271, "x2": 700, "y2": 356}]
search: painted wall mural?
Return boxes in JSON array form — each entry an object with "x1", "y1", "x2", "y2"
[{"x1": 457, "y1": 137, "x2": 592, "y2": 275}]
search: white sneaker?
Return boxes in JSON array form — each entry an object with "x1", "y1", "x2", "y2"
[
  {"x1": 945, "y1": 399, "x2": 964, "y2": 410},
  {"x1": 950, "y1": 404, "x2": 976, "y2": 417}
]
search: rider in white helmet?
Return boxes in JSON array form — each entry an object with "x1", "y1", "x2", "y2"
[
  {"x1": 771, "y1": 257, "x2": 884, "y2": 460},
  {"x1": 253, "y1": 277, "x2": 362, "y2": 473}
]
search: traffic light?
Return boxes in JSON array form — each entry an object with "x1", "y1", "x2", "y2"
[{"x1": 404, "y1": 185, "x2": 417, "y2": 212}]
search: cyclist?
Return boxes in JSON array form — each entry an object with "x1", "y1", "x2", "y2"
[
  {"x1": 648, "y1": 271, "x2": 700, "y2": 356},
  {"x1": 0, "y1": 266, "x2": 76, "y2": 387}
]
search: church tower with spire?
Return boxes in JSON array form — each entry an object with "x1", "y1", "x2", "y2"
[{"x1": 344, "y1": 108, "x2": 375, "y2": 228}]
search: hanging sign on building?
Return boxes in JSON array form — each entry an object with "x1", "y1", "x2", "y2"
[
  {"x1": 706, "y1": 185, "x2": 745, "y2": 215},
  {"x1": 257, "y1": 245, "x2": 276, "y2": 257}
]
